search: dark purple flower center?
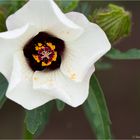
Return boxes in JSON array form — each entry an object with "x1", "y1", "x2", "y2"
[{"x1": 23, "y1": 32, "x2": 65, "y2": 71}]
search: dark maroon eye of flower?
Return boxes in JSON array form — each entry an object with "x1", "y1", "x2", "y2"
[{"x1": 23, "y1": 32, "x2": 65, "y2": 71}]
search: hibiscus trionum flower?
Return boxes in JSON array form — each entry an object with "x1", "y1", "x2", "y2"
[{"x1": 0, "y1": 0, "x2": 111, "y2": 110}]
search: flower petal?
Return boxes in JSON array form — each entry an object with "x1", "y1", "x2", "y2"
[
  {"x1": 33, "y1": 65, "x2": 95, "y2": 107},
  {"x1": 66, "y1": 12, "x2": 89, "y2": 28},
  {"x1": 6, "y1": 0, "x2": 83, "y2": 41},
  {"x1": 61, "y1": 22, "x2": 111, "y2": 82},
  {"x1": 6, "y1": 51, "x2": 54, "y2": 110},
  {"x1": 0, "y1": 24, "x2": 37, "y2": 80}
]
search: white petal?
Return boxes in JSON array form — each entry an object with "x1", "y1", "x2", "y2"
[
  {"x1": 6, "y1": 51, "x2": 54, "y2": 110},
  {"x1": 61, "y1": 23, "x2": 111, "y2": 82},
  {"x1": 66, "y1": 12, "x2": 89, "y2": 28},
  {"x1": 0, "y1": 24, "x2": 29, "y2": 39},
  {"x1": 33, "y1": 65, "x2": 95, "y2": 107},
  {"x1": 0, "y1": 24, "x2": 37, "y2": 80},
  {"x1": 6, "y1": 0, "x2": 83, "y2": 41}
]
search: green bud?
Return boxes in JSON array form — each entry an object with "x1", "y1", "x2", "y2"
[{"x1": 93, "y1": 4, "x2": 131, "y2": 43}]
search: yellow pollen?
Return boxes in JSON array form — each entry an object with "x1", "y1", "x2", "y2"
[
  {"x1": 42, "y1": 61, "x2": 52, "y2": 66},
  {"x1": 52, "y1": 51, "x2": 57, "y2": 61},
  {"x1": 47, "y1": 42, "x2": 55, "y2": 50},
  {"x1": 34, "y1": 77, "x2": 38, "y2": 81},
  {"x1": 35, "y1": 45, "x2": 45, "y2": 51},
  {"x1": 33, "y1": 42, "x2": 58, "y2": 66},
  {"x1": 32, "y1": 55, "x2": 40, "y2": 63},
  {"x1": 38, "y1": 43, "x2": 42, "y2": 47},
  {"x1": 70, "y1": 73, "x2": 77, "y2": 80},
  {"x1": 35, "y1": 46, "x2": 40, "y2": 51}
]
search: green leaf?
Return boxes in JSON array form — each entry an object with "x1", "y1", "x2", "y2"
[
  {"x1": 56, "y1": 100, "x2": 65, "y2": 111},
  {"x1": 23, "y1": 124, "x2": 33, "y2": 140},
  {"x1": 93, "y1": 4, "x2": 131, "y2": 43},
  {"x1": 76, "y1": 1, "x2": 92, "y2": 16},
  {"x1": 56, "y1": 0, "x2": 79, "y2": 13},
  {"x1": 83, "y1": 75, "x2": 112, "y2": 139},
  {"x1": 0, "y1": 0, "x2": 26, "y2": 17},
  {"x1": 8, "y1": 0, "x2": 27, "y2": 15},
  {"x1": 106, "y1": 48, "x2": 140, "y2": 60},
  {"x1": 0, "y1": 73, "x2": 8, "y2": 108},
  {"x1": 25, "y1": 102, "x2": 53, "y2": 135},
  {"x1": 0, "y1": 11, "x2": 6, "y2": 32},
  {"x1": 0, "y1": 0, "x2": 9, "y2": 4},
  {"x1": 95, "y1": 61, "x2": 112, "y2": 71}
]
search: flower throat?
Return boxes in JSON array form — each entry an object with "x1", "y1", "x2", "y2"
[{"x1": 23, "y1": 32, "x2": 65, "y2": 71}]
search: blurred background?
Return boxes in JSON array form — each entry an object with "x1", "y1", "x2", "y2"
[{"x1": 0, "y1": 1, "x2": 140, "y2": 139}]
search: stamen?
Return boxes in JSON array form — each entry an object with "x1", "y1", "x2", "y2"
[
  {"x1": 42, "y1": 61, "x2": 52, "y2": 66},
  {"x1": 32, "y1": 41, "x2": 57, "y2": 67},
  {"x1": 46, "y1": 42, "x2": 55, "y2": 50},
  {"x1": 52, "y1": 52, "x2": 57, "y2": 61},
  {"x1": 23, "y1": 32, "x2": 65, "y2": 71},
  {"x1": 38, "y1": 43, "x2": 42, "y2": 46},
  {"x1": 32, "y1": 55, "x2": 40, "y2": 63}
]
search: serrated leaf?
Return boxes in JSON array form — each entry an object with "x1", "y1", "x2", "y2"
[
  {"x1": 0, "y1": 73, "x2": 8, "y2": 108},
  {"x1": 94, "y1": 4, "x2": 131, "y2": 43},
  {"x1": 25, "y1": 102, "x2": 53, "y2": 135},
  {"x1": 56, "y1": 0, "x2": 79, "y2": 13},
  {"x1": 106, "y1": 48, "x2": 140, "y2": 60},
  {"x1": 56, "y1": 100, "x2": 65, "y2": 111},
  {"x1": 83, "y1": 75, "x2": 111, "y2": 139}
]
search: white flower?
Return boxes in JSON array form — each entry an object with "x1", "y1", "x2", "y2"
[{"x1": 0, "y1": 0, "x2": 111, "y2": 110}]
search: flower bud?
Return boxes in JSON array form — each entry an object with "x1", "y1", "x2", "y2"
[{"x1": 93, "y1": 4, "x2": 131, "y2": 43}]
